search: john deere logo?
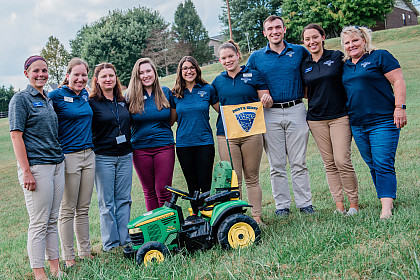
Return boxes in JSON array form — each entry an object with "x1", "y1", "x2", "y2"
[{"x1": 235, "y1": 112, "x2": 256, "y2": 132}]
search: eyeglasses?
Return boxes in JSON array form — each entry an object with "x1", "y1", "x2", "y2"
[{"x1": 181, "y1": 66, "x2": 196, "y2": 72}]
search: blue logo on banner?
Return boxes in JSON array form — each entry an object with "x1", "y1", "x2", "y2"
[{"x1": 235, "y1": 112, "x2": 256, "y2": 132}]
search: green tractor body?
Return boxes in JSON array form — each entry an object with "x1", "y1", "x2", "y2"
[{"x1": 125, "y1": 161, "x2": 261, "y2": 265}]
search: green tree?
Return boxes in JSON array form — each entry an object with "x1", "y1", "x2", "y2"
[
  {"x1": 70, "y1": 7, "x2": 166, "y2": 86},
  {"x1": 220, "y1": 0, "x2": 282, "y2": 52},
  {"x1": 40, "y1": 36, "x2": 70, "y2": 85},
  {"x1": 281, "y1": 0, "x2": 395, "y2": 43},
  {"x1": 173, "y1": 0, "x2": 213, "y2": 64},
  {"x1": 0, "y1": 85, "x2": 15, "y2": 112},
  {"x1": 142, "y1": 25, "x2": 191, "y2": 76}
]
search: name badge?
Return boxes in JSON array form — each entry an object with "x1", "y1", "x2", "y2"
[
  {"x1": 32, "y1": 101, "x2": 43, "y2": 107},
  {"x1": 304, "y1": 67, "x2": 312, "y2": 73},
  {"x1": 116, "y1": 135, "x2": 126, "y2": 144},
  {"x1": 243, "y1": 73, "x2": 252, "y2": 78},
  {"x1": 64, "y1": 96, "x2": 73, "y2": 103}
]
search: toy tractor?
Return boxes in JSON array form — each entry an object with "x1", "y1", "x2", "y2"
[{"x1": 124, "y1": 161, "x2": 261, "y2": 266}]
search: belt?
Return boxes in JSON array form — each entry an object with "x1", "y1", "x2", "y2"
[{"x1": 271, "y1": 99, "x2": 302, "y2": 109}]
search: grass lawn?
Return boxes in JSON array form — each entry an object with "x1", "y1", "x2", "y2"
[{"x1": 0, "y1": 26, "x2": 419, "y2": 279}]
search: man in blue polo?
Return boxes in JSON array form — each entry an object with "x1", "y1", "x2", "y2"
[{"x1": 247, "y1": 15, "x2": 314, "y2": 216}]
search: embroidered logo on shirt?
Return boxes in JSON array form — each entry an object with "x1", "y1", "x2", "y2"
[
  {"x1": 285, "y1": 51, "x2": 295, "y2": 57},
  {"x1": 304, "y1": 67, "x2": 312, "y2": 73},
  {"x1": 324, "y1": 60, "x2": 334, "y2": 66},
  {"x1": 118, "y1": 102, "x2": 125, "y2": 107},
  {"x1": 82, "y1": 95, "x2": 88, "y2": 102},
  {"x1": 198, "y1": 91, "x2": 207, "y2": 97},
  {"x1": 361, "y1": 62, "x2": 371, "y2": 68}
]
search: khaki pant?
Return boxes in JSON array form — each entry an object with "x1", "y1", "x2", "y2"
[
  {"x1": 217, "y1": 134, "x2": 263, "y2": 217},
  {"x1": 18, "y1": 162, "x2": 65, "y2": 268},
  {"x1": 308, "y1": 116, "x2": 358, "y2": 203},
  {"x1": 58, "y1": 148, "x2": 95, "y2": 260}
]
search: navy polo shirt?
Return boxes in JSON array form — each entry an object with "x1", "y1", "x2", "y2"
[
  {"x1": 247, "y1": 41, "x2": 309, "y2": 103},
  {"x1": 170, "y1": 83, "x2": 218, "y2": 147},
  {"x1": 130, "y1": 86, "x2": 174, "y2": 149},
  {"x1": 9, "y1": 85, "x2": 64, "y2": 166},
  {"x1": 89, "y1": 98, "x2": 132, "y2": 156},
  {"x1": 342, "y1": 50, "x2": 400, "y2": 126},
  {"x1": 211, "y1": 65, "x2": 268, "y2": 135},
  {"x1": 48, "y1": 86, "x2": 93, "y2": 154},
  {"x1": 301, "y1": 49, "x2": 348, "y2": 121}
]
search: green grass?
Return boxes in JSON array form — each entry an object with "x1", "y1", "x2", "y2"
[{"x1": 1, "y1": 26, "x2": 419, "y2": 279}]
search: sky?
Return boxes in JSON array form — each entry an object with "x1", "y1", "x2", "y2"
[{"x1": 0, "y1": 0, "x2": 223, "y2": 90}]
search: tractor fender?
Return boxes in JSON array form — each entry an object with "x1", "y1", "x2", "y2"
[{"x1": 209, "y1": 201, "x2": 252, "y2": 234}]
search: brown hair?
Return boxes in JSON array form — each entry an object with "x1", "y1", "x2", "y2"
[
  {"x1": 302, "y1": 23, "x2": 326, "y2": 47},
  {"x1": 59, "y1": 57, "x2": 89, "y2": 87},
  {"x1": 218, "y1": 39, "x2": 242, "y2": 61},
  {"x1": 172, "y1": 56, "x2": 208, "y2": 99},
  {"x1": 89, "y1": 63, "x2": 124, "y2": 102},
  {"x1": 126, "y1": 57, "x2": 169, "y2": 114},
  {"x1": 263, "y1": 15, "x2": 285, "y2": 30}
]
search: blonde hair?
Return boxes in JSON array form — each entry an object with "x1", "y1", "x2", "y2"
[
  {"x1": 59, "y1": 57, "x2": 89, "y2": 87},
  {"x1": 340, "y1": 26, "x2": 377, "y2": 61},
  {"x1": 126, "y1": 58, "x2": 169, "y2": 114}
]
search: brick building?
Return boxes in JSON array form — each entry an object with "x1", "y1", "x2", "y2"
[{"x1": 374, "y1": 0, "x2": 419, "y2": 30}]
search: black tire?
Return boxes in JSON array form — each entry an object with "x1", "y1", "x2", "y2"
[
  {"x1": 135, "y1": 241, "x2": 170, "y2": 266},
  {"x1": 217, "y1": 213, "x2": 261, "y2": 249}
]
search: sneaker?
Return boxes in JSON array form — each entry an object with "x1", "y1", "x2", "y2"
[
  {"x1": 275, "y1": 208, "x2": 290, "y2": 217},
  {"x1": 334, "y1": 209, "x2": 347, "y2": 214},
  {"x1": 299, "y1": 205, "x2": 316, "y2": 214},
  {"x1": 346, "y1": 208, "x2": 358, "y2": 216}
]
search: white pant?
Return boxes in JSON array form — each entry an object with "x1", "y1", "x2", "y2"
[
  {"x1": 18, "y1": 162, "x2": 65, "y2": 268},
  {"x1": 263, "y1": 103, "x2": 312, "y2": 209}
]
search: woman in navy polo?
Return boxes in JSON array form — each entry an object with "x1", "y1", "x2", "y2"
[
  {"x1": 211, "y1": 40, "x2": 272, "y2": 225},
  {"x1": 48, "y1": 58, "x2": 94, "y2": 267},
  {"x1": 171, "y1": 56, "x2": 219, "y2": 214},
  {"x1": 341, "y1": 26, "x2": 407, "y2": 219},
  {"x1": 127, "y1": 58, "x2": 175, "y2": 211},
  {"x1": 9, "y1": 55, "x2": 65, "y2": 279},
  {"x1": 301, "y1": 24, "x2": 359, "y2": 215},
  {"x1": 89, "y1": 63, "x2": 133, "y2": 252}
]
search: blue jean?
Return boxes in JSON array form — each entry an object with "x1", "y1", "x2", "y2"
[
  {"x1": 351, "y1": 119, "x2": 400, "y2": 199},
  {"x1": 95, "y1": 153, "x2": 133, "y2": 251}
]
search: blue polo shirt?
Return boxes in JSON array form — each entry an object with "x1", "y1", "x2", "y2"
[
  {"x1": 48, "y1": 86, "x2": 93, "y2": 154},
  {"x1": 9, "y1": 85, "x2": 64, "y2": 166},
  {"x1": 247, "y1": 41, "x2": 309, "y2": 103},
  {"x1": 169, "y1": 83, "x2": 218, "y2": 147},
  {"x1": 130, "y1": 86, "x2": 174, "y2": 149},
  {"x1": 342, "y1": 49, "x2": 400, "y2": 126},
  {"x1": 211, "y1": 65, "x2": 268, "y2": 136}
]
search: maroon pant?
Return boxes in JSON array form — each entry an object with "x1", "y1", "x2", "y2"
[{"x1": 133, "y1": 145, "x2": 175, "y2": 211}]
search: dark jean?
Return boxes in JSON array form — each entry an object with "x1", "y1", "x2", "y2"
[{"x1": 351, "y1": 119, "x2": 400, "y2": 199}]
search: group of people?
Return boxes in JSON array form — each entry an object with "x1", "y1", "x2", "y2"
[{"x1": 8, "y1": 14, "x2": 407, "y2": 280}]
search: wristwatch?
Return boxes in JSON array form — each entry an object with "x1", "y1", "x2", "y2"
[{"x1": 396, "y1": 104, "x2": 406, "y2": 109}]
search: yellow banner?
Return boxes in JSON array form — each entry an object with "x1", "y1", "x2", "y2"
[{"x1": 220, "y1": 102, "x2": 266, "y2": 139}]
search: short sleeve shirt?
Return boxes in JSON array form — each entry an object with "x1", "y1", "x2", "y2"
[
  {"x1": 211, "y1": 65, "x2": 268, "y2": 135},
  {"x1": 342, "y1": 49, "x2": 400, "y2": 126},
  {"x1": 9, "y1": 84, "x2": 64, "y2": 166},
  {"x1": 301, "y1": 49, "x2": 348, "y2": 121},
  {"x1": 247, "y1": 41, "x2": 309, "y2": 103},
  {"x1": 48, "y1": 86, "x2": 93, "y2": 154},
  {"x1": 169, "y1": 83, "x2": 218, "y2": 147},
  {"x1": 130, "y1": 86, "x2": 174, "y2": 149}
]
